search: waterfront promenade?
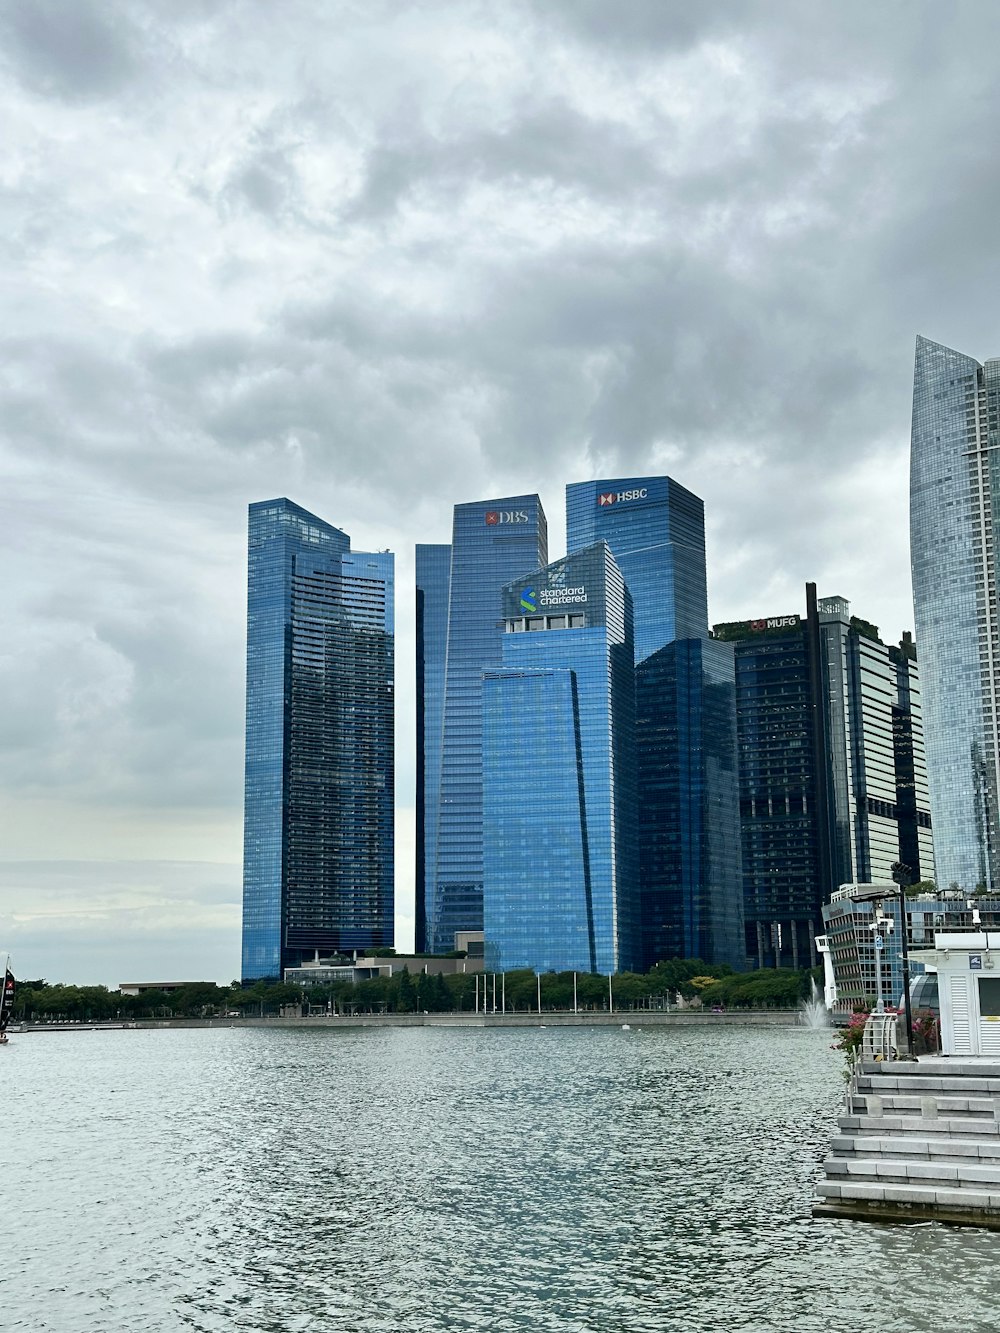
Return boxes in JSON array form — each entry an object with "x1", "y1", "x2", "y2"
[{"x1": 17, "y1": 1009, "x2": 801, "y2": 1032}]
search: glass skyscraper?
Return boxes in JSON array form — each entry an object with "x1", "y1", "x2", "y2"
[
  {"x1": 714, "y1": 586, "x2": 933, "y2": 969},
  {"x1": 566, "y1": 474, "x2": 742, "y2": 969},
  {"x1": 482, "y1": 543, "x2": 639, "y2": 974},
  {"x1": 414, "y1": 543, "x2": 451, "y2": 954},
  {"x1": 565, "y1": 475, "x2": 707, "y2": 662},
  {"x1": 426, "y1": 495, "x2": 547, "y2": 954},
  {"x1": 911, "y1": 336, "x2": 1000, "y2": 893},
  {"x1": 635, "y1": 637, "x2": 744, "y2": 970},
  {"x1": 241, "y1": 499, "x2": 394, "y2": 982}
]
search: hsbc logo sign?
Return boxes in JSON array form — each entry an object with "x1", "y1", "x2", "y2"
[
  {"x1": 485, "y1": 510, "x2": 529, "y2": 526},
  {"x1": 598, "y1": 488, "x2": 648, "y2": 507}
]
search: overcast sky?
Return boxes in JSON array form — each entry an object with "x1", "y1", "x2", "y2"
[{"x1": 4, "y1": 0, "x2": 1000, "y2": 985}]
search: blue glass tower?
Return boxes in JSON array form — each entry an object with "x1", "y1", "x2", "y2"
[
  {"x1": 415, "y1": 543, "x2": 451, "y2": 953},
  {"x1": 242, "y1": 499, "x2": 394, "y2": 982},
  {"x1": 483, "y1": 543, "x2": 639, "y2": 974},
  {"x1": 635, "y1": 638, "x2": 744, "y2": 969},
  {"x1": 911, "y1": 336, "x2": 1000, "y2": 893},
  {"x1": 566, "y1": 476, "x2": 707, "y2": 663},
  {"x1": 567, "y1": 474, "x2": 742, "y2": 968},
  {"x1": 428, "y1": 496, "x2": 547, "y2": 954}
]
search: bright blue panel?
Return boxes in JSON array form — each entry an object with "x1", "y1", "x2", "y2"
[{"x1": 484, "y1": 542, "x2": 640, "y2": 974}]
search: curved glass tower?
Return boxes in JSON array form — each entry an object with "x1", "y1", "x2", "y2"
[{"x1": 911, "y1": 336, "x2": 1000, "y2": 892}]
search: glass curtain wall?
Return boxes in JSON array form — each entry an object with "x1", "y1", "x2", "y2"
[{"x1": 241, "y1": 500, "x2": 394, "y2": 981}]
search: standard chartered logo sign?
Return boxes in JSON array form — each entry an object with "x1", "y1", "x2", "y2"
[
  {"x1": 520, "y1": 590, "x2": 538, "y2": 612},
  {"x1": 538, "y1": 585, "x2": 587, "y2": 606}
]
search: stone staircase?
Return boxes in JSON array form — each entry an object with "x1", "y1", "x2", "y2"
[{"x1": 814, "y1": 1059, "x2": 1000, "y2": 1226}]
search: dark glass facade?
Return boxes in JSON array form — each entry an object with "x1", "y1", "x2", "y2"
[
  {"x1": 721, "y1": 613, "x2": 822, "y2": 969},
  {"x1": 414, "y1": 543, "x2": 451, "y2": 953},
  {"x1": 482, "y1": 543, "x2": 639, "y2": 974},
  {"x1": 635, "y1": 638, "x2": 744, "y2": 969},
  {"x1": 715, "y1": 586, "x2": 933, "y2": 969},
  {"x1": 892, "y1": 635, "x2": 935, "y2": 882},
  {"x1": 911, "y1": 336, "x2": 1000, "y2": 892},
  {"x1": 241, "y1": 499, "x2": 394, "y2": 982},
  {"x1": 427, "y1": 496, "x2": 547, "y2": 954},
  {"x1": 565, "y1": 475, "x2": 707, "y2": 663}
]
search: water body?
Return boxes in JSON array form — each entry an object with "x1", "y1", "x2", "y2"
[{"x1": 4, "y1": 1025, "x2": 997, "y2": 1332}]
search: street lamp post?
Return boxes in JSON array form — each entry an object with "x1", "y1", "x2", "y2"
[
  {"x1": 872, "y1": 919, "x2": 886, "y2": 1014},
  {"x1": 891, "y1": 861, "x2": 916, "y2": 1059}
]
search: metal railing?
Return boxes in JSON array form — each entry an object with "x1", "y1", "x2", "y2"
[{"x1": 862, "y1": 1010, "x2": 898, "y2": 1063}]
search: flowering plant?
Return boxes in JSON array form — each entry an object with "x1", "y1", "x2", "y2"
[{"x1": 832, "y1": 1010, "x2": 869, "y2": 1056}]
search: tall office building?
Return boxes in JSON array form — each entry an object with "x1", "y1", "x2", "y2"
[
  {"x1": 482, "y1": 543, "x2": 639, "y2": 974},
  {"x1": 426, "y1": 496, "x2": 547, "y2": 954},
  {"x1": 714, "y1": 586, "x2": 933, "y2": 968},
  {"x1": 566, "y1": 475, "x2": 707, "y2": 662},
  {"x1": 568, "y1": 474, "x2": 742, "y2": 968},
  {"x1": 893, "y1": 633, "x2": 935, "y2": 882},
  {"x1": 414, "y1": 543, "x2": 451, "y2": 953},
  {"x1": 635, "y1": 637, "x2": 744, "y2": 970},
  {"x1": 911, "y1": 336, "x2": 1000, "y2": 893},
  {"x1": 241, "y1": 499, "x2": 394, "y2": 982}
]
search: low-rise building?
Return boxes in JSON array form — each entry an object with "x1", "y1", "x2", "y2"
[
  {"x1": 284, "y1": 951, "x2": 484, "y2": 986},
  {"x1": 821, "y1": 886, "x2": 1000, "y2": 1016},
  {"x1": 118, "y1": 981, "x2": 217, "y2": 996}
]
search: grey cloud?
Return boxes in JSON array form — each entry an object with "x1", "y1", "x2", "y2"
[
  {"x1": 346, "y1": 100, "x2": 664, "y2": 221},
  {"x1": 529, "y1": 0, "x2": 750, "y2": 53},
  {"x1": 228, "y1": 149, "x2": 299, "y2": 217},
  {"x1": 0, "y1": 0, "x2": 141, "y2": 102}
]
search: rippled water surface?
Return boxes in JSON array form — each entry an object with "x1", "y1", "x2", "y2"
[{"x1": 3, "y1": 1025, "x2": 996, "y2": 1331}]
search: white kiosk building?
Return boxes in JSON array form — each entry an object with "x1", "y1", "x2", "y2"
[{"x1": 910, "y1": 931, "x2": 1000, "y2": 1057}]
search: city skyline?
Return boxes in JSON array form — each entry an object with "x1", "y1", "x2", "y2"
[{"x1": 5, "y1": 3, "x2": 1000, "y2": 983}]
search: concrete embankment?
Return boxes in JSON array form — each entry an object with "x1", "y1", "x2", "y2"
[
  {"x1": 815, "y1": 1058, "x2": 1000, "y2": 1228},
  {"x1": 19, "y1": 1010, "x2": 801, "y2": 1033}
]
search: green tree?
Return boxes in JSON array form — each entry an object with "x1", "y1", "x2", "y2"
[
  {"x1": 395, "y1": 968, "x2": 416, "y2": 1013},
  {"x1": 611, "y1": 972, "x2": 648, "y2": 1008},
  {"x1": 647, "y1": 958, "x2": 731, "y2": 1000}
]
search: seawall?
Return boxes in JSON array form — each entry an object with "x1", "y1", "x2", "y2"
[{"x1": 18, "y1": 1010, "x2": 803, "y2": 1033}]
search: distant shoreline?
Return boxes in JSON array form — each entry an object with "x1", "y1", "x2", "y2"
[{"x1": 13, "y1": 1009, "x2": 805, "y2": 1033}]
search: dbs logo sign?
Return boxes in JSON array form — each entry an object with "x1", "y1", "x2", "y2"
[{"x1": 485, "y1": 510, "x2": 529, "y2": 525}]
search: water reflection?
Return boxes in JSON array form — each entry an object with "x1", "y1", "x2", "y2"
[{"x1": 5, "y1": 1026, "x2": 998, "y2": 1332}]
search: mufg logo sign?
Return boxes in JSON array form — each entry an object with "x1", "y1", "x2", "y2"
[
  {"x1": 598, "y1": 488, "x2": 648, "y2": 507},
  {"x1": 749, "y1": 615, "x2": 800, "y2": 631},
  {"x1": 485, "y1": 509, "x2": 530, "y2": 525}
]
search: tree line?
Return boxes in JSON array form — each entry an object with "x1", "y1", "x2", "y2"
[{"x1": 12, "y1": 959, "x2": 820, "y2": 1021}]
